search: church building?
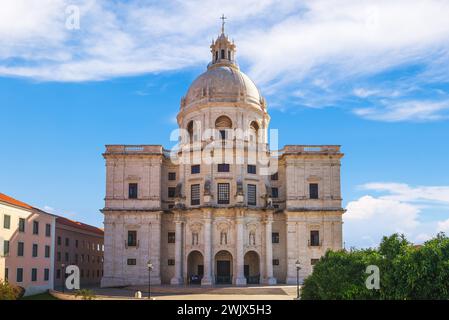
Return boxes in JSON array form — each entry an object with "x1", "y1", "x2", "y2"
[{"x1": 101, "y1": 21, "x2": 344, "y2": 287}]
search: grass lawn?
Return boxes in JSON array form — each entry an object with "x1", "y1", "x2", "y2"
[{"x1": 20, "y1": 292, "x2": 59, "y2": 300}]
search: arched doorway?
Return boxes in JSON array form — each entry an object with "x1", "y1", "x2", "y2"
[
  {"x1": 187, "y1": 251, "x2": 204, "y2": 285},
  {"x1": 244, "y1": 251, "x2": 260, "y2": 284},
  {"x1": 214, "y1": 250, "x2": 233, "y2": 284}
]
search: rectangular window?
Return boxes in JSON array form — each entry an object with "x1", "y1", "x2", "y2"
[
  {"x1": 128, "y1": 183, "x2": 138, "y2": 199},
  {"x1": 127, "y1": 231, "x2": 137, "y2": 247},
  {"x1": 18, "y1": 242, "x2": 24, "y2": 256},
  {"x1": 168, "y1": 232, "x2": 176, "y2": 243},
  {"x1": 309, "y1": 183, "x2": 319, "y2": 199},
  {"x1": 44, "y1": 268, "x2": 50, "y2": 281},
  {"x1": 3, "y1": 215, "x2": 11, "y2": 229},
  {"x1": 247, "y1": 184, "x2": 256, "y2": 206},
  {"x1": 191, "y1": 184, "x2": 200, "y2": 205},
  {"x1": 271, "y1": 187, "x2": 279, "y2": 198},
  {"x1": 31, "y1": 268, "x2": 37, "y2": 282},
  {"x1": 271, "y1": 172, "x2": 278, "y2": 180},
  {"x1": 75, "y1": 240, "x2": 78, "y2": 248},
  {"x1": 57, "y1": 251, "x2": 61, "y2": 261},
  {"x1": 5, "y1": 268, "x2": 8, "y2": 281},
  {"x1": 168, "y1": 172, "x2": 176, "y2": 180},
  {"x1": 217, "y1": 163, "x2": 230, "y2": 172},
  {"x1": 272, "y1": 259, "x2": 280, "y2": 266},
  {"x1": 168, "y1": 259, "x2": 175, "y2": 266},
  {"x1": 247, "y1": 165, "x2": 256, "y2": 174},
  {"x1": 272, "y1": 232, "x2": 280, "y2": 244},
  {"x1": 65, "y1": 238, "x2": 70, "y2": 247},
  {"x1": 56, "y1": 269, "x2": 61, "y2": 279},
  {"x1": 127, "y1": 259, "x2": 136, "y2": 266},
  {"x1": 65, "y1": 252, "x2": 69, "y2": 262},
  {"x1": 168, "y1": 187, "x2": 176, "y2": 198},
  {"x1": 191, "y1": 165, "x2": 200, "y2": 174},
  {"x1": 217, "y1": 183, "x2": 230, "y2": 204},
  {"x1": 32, "y1": 244, "x2": 38, "y2": 257},
  {"x1": 45, "y1": 245, "x2": 50, "y2": 258},
  {"x1": 17, "y1": 268, "x2": 23, "y2": 282},
  {"x1": 3, "y1": 240, "x2": 10, "y2": 256},
  {"x1": 57, "y1": 236, "x2": 61, "y2": 245},
  {"x1": 19, "y1": 218, "x2": 25, "y2": 232},
  {"x1": 310, "y1": 230, "x2": 320, "y2": 246},
  {"x1": 311, "y1": 259, "x2": 319, "y2": 266},
  {"x1": 75, "y1": 254, "x2": 78, "y2": 264},
  {"x1": 33, "y1": 221, "x2": 39, "y2": 235},
  {"x1": 45, "y1": 224, "x2": 51, "y2": 237}
]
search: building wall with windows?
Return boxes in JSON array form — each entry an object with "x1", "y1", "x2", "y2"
[
  {"x1": 0, "y1": 193, "x2": 56, "y2": 296},
  {"x1": 54, "y1": 216, "x2": 104, "y2": 287},
  {"x1": 101, "y1": 27, "x2": 344, "y2": 287}
]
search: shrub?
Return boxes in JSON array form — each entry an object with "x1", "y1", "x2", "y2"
[
  {"x1": 0, "y1": 281, "x2": 25, "y2": 300},
  {"x1": 74, "y1": 289, "x2": 96, "y2": 300}
]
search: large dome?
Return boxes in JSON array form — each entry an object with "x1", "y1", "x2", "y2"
[{"x1": 184, "y1": 65, "x2": 263, "y2": 108}]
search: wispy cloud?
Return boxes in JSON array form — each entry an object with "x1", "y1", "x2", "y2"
[{"x1": 1, "y1": 0, "x2": 449, "y2": 122}]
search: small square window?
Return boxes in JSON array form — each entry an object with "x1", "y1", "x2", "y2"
[
  {"x1": 272, "y1": 259, "x2": 279, "y2": 266},
  {"x1": 168, "y1": 187, "x2": 176, "y2": 198},
  {"x1": 168, "y1": 232, "x2": 176, "y2": 243},
  {"x1": 217, "y1": 163, "x2": 230, "y2": 172},
  {"x1": 311, "y1": 259, "x2": 320, "y2": 266},
  {"x1": 191, "y1": 165, "x2": 200, "y2": 174},
  {"x1": 168, "y1": 259, "x2": 175, "y2": 266},
  {"x1": 168, "y1": 172, "x2": 176, "y2": 180},
  {"x1": 247, "y1": 165, "x2": 256, "y2": 174},
  {"x1": 127, "y1": 259, "x2": 137, "y2": 266}
]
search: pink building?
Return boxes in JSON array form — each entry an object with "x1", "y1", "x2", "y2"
[{"x1": 0, "y1": 193, "x2": 56, "y2": 296}]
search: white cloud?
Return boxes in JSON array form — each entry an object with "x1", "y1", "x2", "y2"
[
  {"x1": 344, "y1": 182, "x2": 449, "y2": 248},
  {"x1": 42, "y1": 205, "x2": 55, "y2": 213},
  {"x1": 353, "y1": 99, "x2": 449, "y2": 122}
]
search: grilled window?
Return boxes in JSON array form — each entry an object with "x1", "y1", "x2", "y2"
[
  {"x1": 191, "y1": 184, "x2": 200, "y2": 205},
  {"x1": 310, "y1": 230, "x2": 320, "y2": 246},
  {"x1": 217, "y1": 183, "x2": 230, "y2": 204},
  {"x1": 247, "y1": 165, "x2": 256, "y2": 174},
  {"x1": 168, "y1": 172, "x2": 176, "y2": 180},
  {"x1": 127, "y1": 231, "x2": 137, "y2": 247},
  {"x1": 247, "y1": 184, "x2": 256, "y2": 206},
  {"x1": 272, "y1": 232, "x2": 280, "y2": 244},
  {"x1": 272, "y1": 259, "x2": 280, "y2": 266},
  {"x1": 217, "y1": 163, "x2": 230, "y2": 172},
  {"x1": 127, "y1": 259, "x2": 137, "y2": 266},
  {"x1": 309, "y1": 183, "x2": 319, "y2": 199},
  {"x1": 168, "y1": 187, "x2": 176, "y2": 198},
  {"x1": 168, "y1": 232, "x2": 176, "y2": 243},
  {"x1": 128, "y1": 183, "x2": 138, "y2": 199},
  {"x1": 168, "y1": 259, "x2": 175, "y2": 266},
  {"x1": 191, "y1": 165, "x2": 200, "y2": 174}
]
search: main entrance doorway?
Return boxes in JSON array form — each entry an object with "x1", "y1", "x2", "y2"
[
  {"x1": 244, "y1": 251, "x2": 260, "y2": 284},
  {"x1": 187, "y1": 250, "x2": 204, "y2": 285},
  {"x1": 215, "y1": 250, "x2": 233, "y2": 284}
]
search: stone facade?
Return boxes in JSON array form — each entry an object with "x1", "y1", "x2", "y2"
[{"x1": 101, "y1": 26, "x2": 344, "y2": 287}]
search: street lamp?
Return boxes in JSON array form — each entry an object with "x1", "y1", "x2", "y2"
[
  {"x1": 295, "y1": 260, "x2": 301, "y2": 300},
  {"x1": 61, "y1": 263, "x2": 66, "y2": 293},
  {"x1": 147, "y1": 260, "x2": 153, "y2": 299}
]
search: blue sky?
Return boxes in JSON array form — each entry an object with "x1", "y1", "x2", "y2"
[{"x1": 1, "y1": 0, "x2": 449, "y2": 248}]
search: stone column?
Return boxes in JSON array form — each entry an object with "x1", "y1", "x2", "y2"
[
  {"x1": 201, "y1": 212, "x2": 213, "y2": 285},
  {"x1": 149, "y1": 214, "x2": 162, "y2": 285},
  {"x1": 264, "y1": 214, "x2": 276, "y2": 284},
  {"x1": 170, "y1": 220, "x2": 183, "y2": 285},
  {"x1": 235, "y1": 217, "x2": 247, "y2": 286}
]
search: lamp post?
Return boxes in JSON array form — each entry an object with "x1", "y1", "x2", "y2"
[
  {"x1": 61, "y1": 263, "x2": 66, "y2": 293},
  {"x1": 295, "y1": 260, "x2": 301, "y2": 300},
  {"x1": 147, "y1": 260, "x2": 153, "y2": 299}
]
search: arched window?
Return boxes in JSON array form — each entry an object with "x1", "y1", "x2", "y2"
[
  {"x1": 215, "y1": 51, "x2": 218, "y2": 62},
  {"x1": 228, "y1": 50, "x2": 231, "y2": 60},
  {"x1": 215, "y1": 116, "x2": 232, "y2": 129},
  {"x1": 221, "y1": 49, "x2": 225, "y2": 59},
  {"x1": 249, "y1": 121, "x2": 259, "y2": 143}
]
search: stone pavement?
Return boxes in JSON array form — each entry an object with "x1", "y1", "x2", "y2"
[{"x1": 60, "y1": 284, "x2": 300, "y2": 300}]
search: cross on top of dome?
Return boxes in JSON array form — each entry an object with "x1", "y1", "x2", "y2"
[{"x1": 209, "y1": 15, "x2": 237, "y2": 69}]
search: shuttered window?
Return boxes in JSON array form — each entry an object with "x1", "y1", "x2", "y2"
[
  {"x1": 247, "y1": 184, "x2": 256, "y2": 206},
  {"x1": 191, "y1": 184, "x2": 200, "y2": 205}
]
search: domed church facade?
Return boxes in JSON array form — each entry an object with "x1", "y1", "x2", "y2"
[{"x1": 101, "y1": 23, "x2": 344, "y2": 287}]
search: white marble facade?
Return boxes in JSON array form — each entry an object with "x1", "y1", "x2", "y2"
[{"x1": 101, "y1": 27, "x2": 344, "y2": 287}]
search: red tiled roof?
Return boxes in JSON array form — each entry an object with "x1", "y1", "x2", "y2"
[
  {"x1": 56, "y1": 216, "x2": 104, "y2": 236},
  {"x1": 0, "y1": 192, "x2": 33, "y2": 210}
]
